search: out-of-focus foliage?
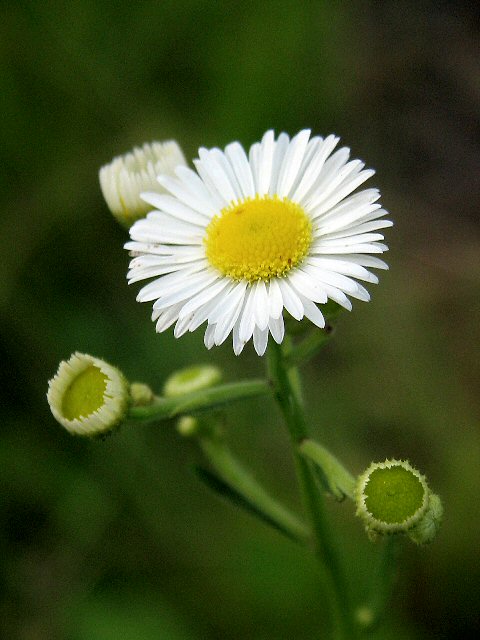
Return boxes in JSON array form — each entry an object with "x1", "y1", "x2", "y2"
[{"x1": 1, "y1": 1, "x2": 479, "y2": 638}]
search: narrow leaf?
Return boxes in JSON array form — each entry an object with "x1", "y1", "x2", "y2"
[{"x1": 194, "y1": 465, "x2": 304, "y2": 543}]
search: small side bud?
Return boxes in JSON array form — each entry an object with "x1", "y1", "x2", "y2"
[
  {"x1": 129, "y1": 382, "x2": 154, "y2": 406},
  {"x1": 408, "y1": 493, "x2": 443, "y2": 545},
  {"x1": 355, "y1": 459, "x2": 432, "y2": 538},
  {"x1": 99, "y1": 140, "x2": 186, "y2": 228},
  {"x1": 176, "y1": 416, "x2": 200, "y2": 438},
  {"x1": 163, "y1": 365, "x2": 222, "y2": 398},
  {"x1": 47, "y1": 352, "x2": 129, "y2": 437},
  {"x1": 354, "y1": 606, "x2": 375, "y2": 628}
]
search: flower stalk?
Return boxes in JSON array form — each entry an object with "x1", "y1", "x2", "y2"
[
  {"x1": 127, "y1": 379, "x2": 270, "y2": 423},
  {"x1": 267, "y1": 339, "x2": 355, "y2": 639}
]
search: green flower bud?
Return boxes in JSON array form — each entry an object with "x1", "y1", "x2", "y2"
[
  {"x1": 355, "y1": 459, "x2": 430, "y2": 537},
  {"x1": 176, "y1": 415, "x2": 200, "y2": 437},
  {"x1": 129, "y1": 382, "x2": 154, "y2": 406},
  {"x1": 163, "y1": 365, "x2": 222, "y2": 398},
  {"x1": 99, "y1": 140, "x2": 186, "y2": 228},
  {"x1": 47, "y1": 352, "x2": 129, "y2": 437},
  {"x1": 408, "y1": 493, "x2": 443, "y2": 545}
]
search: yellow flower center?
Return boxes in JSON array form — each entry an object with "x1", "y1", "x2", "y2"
[
  {"x1": 62, "y1": 365, "x2": 107, "y2": 420},
  {"x1": 205, "y1": 196, "x2": 312, "y2": 283}
]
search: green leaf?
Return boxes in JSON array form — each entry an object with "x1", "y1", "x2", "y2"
[
  {"x1": 299, "y1": 439, "x2": 355, "y2": 501},
  {"x1": 194, "y1": 465, "x2": 303, "y2": 543}
]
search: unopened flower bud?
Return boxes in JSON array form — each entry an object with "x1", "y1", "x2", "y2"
[
  {"x1": 129, "y1": 382, "x2": 154, "y2": 406},
  {"x1": 355, "y1": 459, "x2": 433, "y2": 539},
  {"x1": 163, "y1": 365, "x2": 222, "y2": 398},
  {"x1": 99, "y1": 140, "x2": 186, "y2": 228},
  {"x1": 176, "y1": 415, "x2": 200, "y2": 437},
  {"x1": 408, "y1": 492, "x2": 443, "y2": 545},
  {"x1": 47, "y1": 352, "x2": 129, "y2": 437}
]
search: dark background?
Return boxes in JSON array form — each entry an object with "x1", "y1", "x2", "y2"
[{"x1": 1, "y1": 1, "x2": 479, "y2": 638}]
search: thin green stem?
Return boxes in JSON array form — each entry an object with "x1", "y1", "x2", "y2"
[
  {"x1": 285, "y1": 325, "x2": 334, "y2": 367},
  {"x1": 357, "y1": 536, "x2": 399, "y2": 633},
  {"x1": 128, "y1": 379, "x2": 270, "y2": 424},
  {"x1": 199, "y1": 437, "x2": 310, "y2": 544},
  {"x1": 267, "y1": 339, "x2": 355, "y2": 640}
]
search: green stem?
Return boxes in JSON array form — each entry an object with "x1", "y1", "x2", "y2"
[
  {"x1": 285, "y1": 325, "x2": 334, "y2": 367},
  {"x1": 357, "y1": 536, "x2": 399, "y2": 633},
  {"x1": 200, "y1": 437, "x2": 310, "y2": 544},
  {"x1": 128, "y1": 379, "x2": 270, "y2": 424},
  {"x1": 267, "y1": 339, "x2": 355, "y2": 640}
]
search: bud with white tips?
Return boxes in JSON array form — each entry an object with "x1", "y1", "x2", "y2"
[
  {"x1": 47, "y1": 352, "x2": 129, "y2": 437},
  {"x1": 99, "y1": 140, "x2": 186, "y2": 228},
  {"x1": 355, "y1": 459, "x2": 442, "y2": 544}
]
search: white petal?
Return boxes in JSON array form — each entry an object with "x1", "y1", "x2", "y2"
[
  {"x1": 311, "y1": 169, "x2": 376, "y2": 217},
  {"x1": 141, "y1": 192, "x2": 209, "y2": 226},
  {"x1": 348, "y1": 282, "x2": 371, "y2": 302},
  {"x1": 225, "y1": 142, "x2": 256, "y2": 198},
  {"x1": 298, "y1": 296, "x2": 325, "y2": 328},
  {"x1": 155, "y1": 302, "x2": 184, "y2": 332},
  {"x1": 248, "y1": 142, "x2": 261, "y2": 194},
  {"x1": 276, "y1": 129, "x2": 311, "y2": 197},
  {"x1": 204, "y1": 323, "x2": 216, "y2": 349},
  {"x1": 253, "y1": 280, "x2": 269, "y2": 331},
  {"x1": 278, "y1": 279, "x2": 304, "y2": 320},
  {"x1": 130, "y1": 213, "x2": 203, "y2": 245},
  {"x1": 312, "y1": 242, "x2": 388, "y2": 255},
  {"x1": 214, "y1": 291, "x2": 245, "y2": 345},
  {"x1": 319, "y1": 218, "x2": 392, "y2": 240},
  {"x1": 232, "y1": 320, "x2": 246, "y2": 355},
  {"x1": 267, "y1": 279, "x2": 284, "y2": 319},
  {"x1": 322, "y1": 284, "x2": 352, "y2": 311},
  {"x1": 196, "y1": 149, "x2": 238, "y2": 205},
  {"x1": 288, "y1": 269, "x2": 328, "y2": 304},
  {"x1": 253, "y1": 326, "x2": 269, "y2": 356},
  {"x1": 178, "y1": 278, "x2": 231, "y2": 319},
  {"x1": 269, "y1": 132, "x2": 290, "y2": 195},
  {"x1": 304, "y1": 147, "x2": 351, "y2": 208},
  {"x1": 317, "y1": 232, "x2": 385, "y2": 247},
  {"x1": 174, "y1": 313, "x2": 194, "y2": 338},
  {"x1": 306, "y1": 257, "x2": 379, "y2": 284},
  {"x1": 293, "y1": 134, "x2": 340, "y2": 203},
  {"x1": 127, "y1": 261, "x2": 198, "y2": 284},
  {"x1": 302, "y1": 264, "x2": 365, "y2": 296},
  {"x1": 339, "y1": 255, "x2": 389, "y2": 270},
  {"x1": 174, "y1": 165, "x2": 219, "y2": 216},
  {"x1": 150, "y1": 271, "x2": 218, "y2": 310},
  {"x1": 209, "y1": 281, "x2": 247, "y2": 324},
  {"x1": 157, "y1": 173, "x2": 217, "y2": 216},
  {"x1": 268, "y1": 315, "x2": 285, "y2": 344},
  {"x1": 257, "y1": 130, "x2": 275, "y2": 195},
  {"x1": 238, "y1": 286, "x2": 257, "y2": 343},
  {"x1": 188, "y1": 290, "x2": 230, "y2": 332},
  {"x1": 125, "y1": 242, "x2": 203, "y2": 258},
  {"x1": 209, "y1": 147, "x2": 243, "y2": 201}
]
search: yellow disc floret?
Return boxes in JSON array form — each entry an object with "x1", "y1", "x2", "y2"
[{"x1": 205, "y1": 195, "x2": 312, "y2": 283}]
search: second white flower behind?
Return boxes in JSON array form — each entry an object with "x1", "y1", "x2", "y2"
[{"x1": 126, "y1": 129, "x2": 392, "y2": 355}]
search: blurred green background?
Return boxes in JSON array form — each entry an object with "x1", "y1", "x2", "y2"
[{"x1": 1, "y1": 1, "x2": 479, "y2": 638}]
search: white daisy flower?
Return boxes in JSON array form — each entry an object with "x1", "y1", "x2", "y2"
[{"x1": 126, "y1": 130, "x2": 392, "y2": 356}]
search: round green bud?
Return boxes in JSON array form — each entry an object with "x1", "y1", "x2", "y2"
[
  {"x1": 355, "y1": 459, "x2": 430, "y2": 535},
  {"x1": 129, "y1": 382, "x2": 154, "y2": 406},
  {"x1": 163, "y1": 365, "x2": 222, "y2": 398},
  {"x1": 47, "y1": 352, "x2": 129, "y2": 437},
  {"x1": 355, "y1": 606, "x2": 375, "y2": 628},
  {"x1": 176, "y1": 416, "x2": 200, "y2": 437}
]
